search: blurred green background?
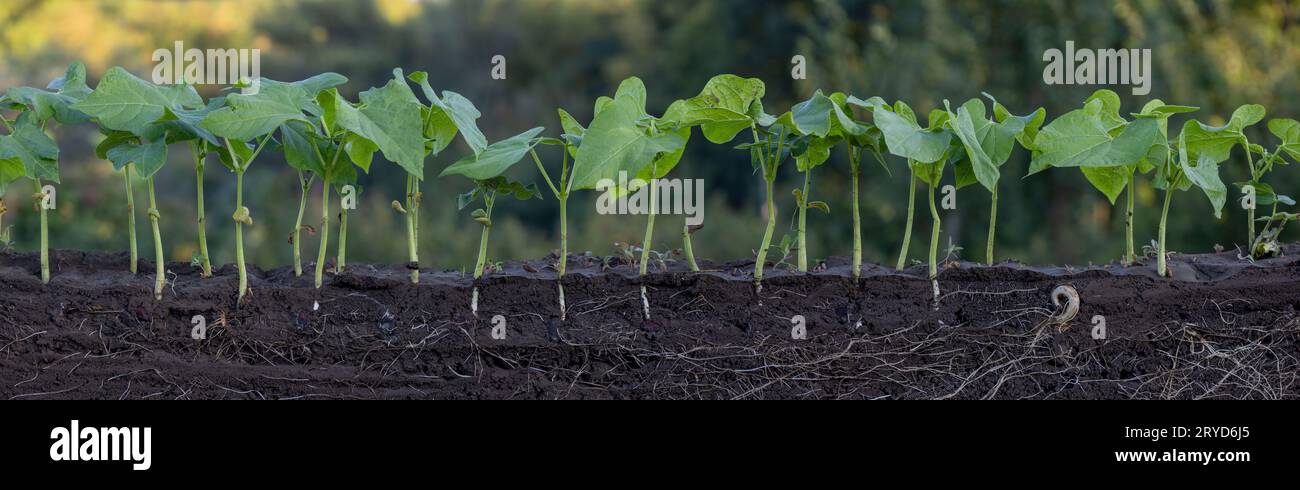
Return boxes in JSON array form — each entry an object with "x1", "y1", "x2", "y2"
[{"x1": 2, "y1": 0, "x2": 1298, "y2": 270}]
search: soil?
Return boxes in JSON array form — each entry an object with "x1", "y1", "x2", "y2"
[{"x1": 1, "y1": 245, "x2": 1299, "y2": 400}]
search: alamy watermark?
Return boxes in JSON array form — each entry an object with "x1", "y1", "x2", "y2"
[
  {"x1": 595, "y1": 171, "x2": 704, "y2": 226},
  {"x1": 152, "y1": 41, "x2": 261, "y2": 94},
  {"x1": 1043, "y1": 41, "x2": 1152, "y2": 95}
]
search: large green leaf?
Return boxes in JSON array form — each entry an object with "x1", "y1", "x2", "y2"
[
  {"x1": 778, "y1": 90, "x2": 835, "y2": 138},
  {"x1": 332, "y1": 72, "x2": 426, "y2": 177},
  {"x1": 1029, "y1": 102, "x2": 1160, "y2": 174},
  {"x1": 1181, "y1": 104, "x2": 1264, "y2": 163},
  {"x1": 946, "y1": 99, "x2": 997, "y2": 192},
  {"x1": 198, "y1": 80, "x2": 313, "y2": 141},
  {"x1": 570, "y1": 94, "x2": 655, "y2": 190},
  {"x1": 664, "y1": 74, "x2": 765, "y2": 144},
  {"x1": 0, "y1": 119, "x2": 60, "y2": 183},
  {"x1": 872, "y1": 101, "x2": 952, "y2": 164},
  {"x1": 407, "y1": 71, "x2": 487, "y2": 156},
  {"x1": 6, "y1": 62, "x2": 92, "y2": 125},
  {"x1": 106, "y1": 138, "x2": 168, "y2": 178},
  {"x1": 73, "y1": 67, "x2": 201, "y2": 135},
  {"x1": 440, "y1": 127, "x2": 545, "y2": 180}
]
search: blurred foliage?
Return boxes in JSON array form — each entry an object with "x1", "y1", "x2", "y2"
[{"x1": 3, "y1": 0, "x2": 1300, "y2": 269}]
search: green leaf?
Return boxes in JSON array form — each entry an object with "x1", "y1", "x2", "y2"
[
  {"x1": 0, "y1": 119, "x2": 60, "y2": 183},
  {"x1": 1083, "y1": 89, "x2": 1125, "y2": 130},
  {"x1": 557, "y1": 108, "x2": 586, "y2": 137},
  {"x1": 439, "y1": 127, "x2": 545, "y2": 180},
  {"x1": 1235, "y1": 181, "x2": 1294, "y2": 207},
  {"x1": 946, "y1": 99, "x2": 997, "y2": 192},
  {"x1": 635, "y1": 127, "x2": 690, "y2": 182},
  {"x1": 332, "y1": 75, "x2": 426, "y2": 177},
  {"x1": 198, "y1": 80, "x2": 314, "y2": 141},
  {"x1": 73, "y1": 67, "x2": 201, "y2": 135},
  {"x1": 343, "y1": 132, "x2": 378, "y2": 173},
  {"x1": 478, "y1": 176, "x2": 542, "y2": 201},
  {"x1": 570, "y1": 94, "x2": 655, "y2": 190},
  {"x1": 984, "y1": 93, "x2": 1045, "y2": 152},
  {"x1": 407, "y1": 71, "x2": 487, "y2": 156},
  {"x1": 1268, "y1": 118, "x2": 1300, "y2": 162},
  {"x1": 1030, "y1": 107, "x2": 1160, "y2": 174},
  {"x1": 0, "y1": 157, "x2": 23, "y2": 198},
  {"x1": 873, "y1": 102, "x2": 952, "y2": 164},
  {"x1": 106, "y1": 138, "x2": 168, "y2": 178},
  {"x1": 281, "y1": 121, "x2": 328, "y2": 176},
  {"x1": 1181, "y1": 146, "x2": 1227, "y2": 219},
  {"x1": 291, "y1": 72, "x2": 347, "y2": 97},
  {"x1": 1081, "y1": 166, "x2": 1132, "y2": 204},
  {"x1": 664, "y1": 74, "x2": 765, "y2": 144},
  {"x1": 143, "y1": 97, "x2": 224, "y2": 146},
  {"x1": 794, "y1": 133, "x2": 838, "y2": 172},
  {"x1": 782, "y1": 90, "x2": 835, "y2": 137},
  {"x1": 1181, "y1": 104, "x2": 1265, "y2": 163}
]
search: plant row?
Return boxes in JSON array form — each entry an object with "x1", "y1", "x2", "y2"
[{"x1": 2, "y1": 63, "x2": 1297, "y2": 307}]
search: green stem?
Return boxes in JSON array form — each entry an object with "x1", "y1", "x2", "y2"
[
  {"x1": 474, "y1": 193, "x2": 495, "y2": 280},
  {"x1": 986, "y1": 186, "x2": 998, "y2": 266},
  {"x1": 640, "y1": 170, "x2": 657, "y2": 277},
  {"x1": 405, "y1": 175, "x2": 420, "y2": 284},
  {"x1": 314, "y1": 182, "x2": 331, "y2": 288},
  {"x1": 37, "y1": 179, "x2": 48, "y2": 284},
  {"x1": 291, "y1": 171, "x2": 308, "y2": 277},
  {"x1": 1157, "y1": 176, "x2": 1179, "y2": 278},
  {"x1": 235, "y1": 170, "x2": 248, "y2": 300},
  {"x1": 896, "y1": 169, "x2": 916, "y2": 271},
  {"x1": 147, "y1": 177, "x2": 164, "y2": 300},
  {"x1": 558, "y1": 194, "x2": 568, "y2": 276},
  {"x1": 927, "y1": 182, "x2": 940, "y2": 279},
  {"x1": 1248, "y1": 195, "x2": 1256, "y2": 250},
  {"x1": 125, "y1": 164, "x2": 137, "y2": 274},
  {"x1": 682, "y1": 220, "x2": 699, "y2": 272},
  {"x1": 337, "y1": 204, "x2": 348, "y2": 274},
  {"x1": 797, "y1": 169, "x2": 810, "y2": 272},
  {"x1": 850, "y1": 149, "x2": 861, "y2": 280},
  {"x1": 755, "y1": 178, "x2": 777, "y2": 285},
  {"x1": 1125, "y1": 172, "x2": 1135, "y2": 265},
  {"x1": 1245, "y1": 144, "x2": 1257, "y2": 247},
  {"x1": 193, "y1": 143, "x2": 211, "y2": 277}
]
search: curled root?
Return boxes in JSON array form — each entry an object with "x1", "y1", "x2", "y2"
[{"x1": 1050, "y1": 285, "x2": 1080, "y2": 326}]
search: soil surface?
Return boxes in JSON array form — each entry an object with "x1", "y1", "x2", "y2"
[{"x1": 2, "y1": 246, "x2": 1299, "y2": 399}]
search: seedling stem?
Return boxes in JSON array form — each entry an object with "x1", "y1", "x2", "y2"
[
  {"x1": 147, "y1": 177, "x2": 163, "y2": 299},
  {"x1": 191, "y1": 141, "x2": 212, "y2": 277},
  {"x1": 124, "y1": 164, "x2": 137, "y2": 274},
  {"x1": 896, "y1": 169, "x2": 916, "y2": 271}
]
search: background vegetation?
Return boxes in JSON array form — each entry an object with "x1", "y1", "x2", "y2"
[{"x1": 3, "y1": 0, "x2": 1298, "y2": 269}]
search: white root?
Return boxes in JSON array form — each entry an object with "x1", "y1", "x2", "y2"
[
  {"x1": 558, "y1": 283, "x2": 567, "y2": 321},
  {"x1": 640, "y1": 285, "x2": 650, "y2": 320},
  {"x1": 471, "y1": 287, "x2": 479, "y2": 318},
  {"x1": 1050, "y1": 285, "x2": 1080, "y2": 325},
  {"x1": 931, "y1": 279, "x2": 941, "y2": 309}
]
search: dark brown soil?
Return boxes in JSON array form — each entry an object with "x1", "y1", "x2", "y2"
[{"x1": 2, "y1": 246, "x2": 1299, "y2": 399}]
